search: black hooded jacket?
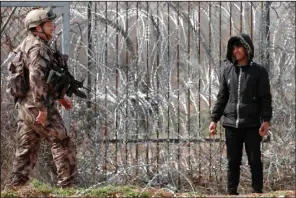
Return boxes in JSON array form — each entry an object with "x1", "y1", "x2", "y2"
[{"x1": 211, "y1": 33, "x2": 272, "y2": 128}]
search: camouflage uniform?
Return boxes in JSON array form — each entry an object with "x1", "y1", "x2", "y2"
[{"x1": 10, "y1": 33, "x2": 77, "y2": 188}]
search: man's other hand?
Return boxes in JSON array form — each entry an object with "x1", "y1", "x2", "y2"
[
  {"x1": 259, "y1": 121, "x2": 269, "y2": 136},
  {"x1": 36, "y1": 110, "x2": 48, "y2": 124},
  {"x1": 209, "y1": 121, "x2": 217, "y2": 136}
]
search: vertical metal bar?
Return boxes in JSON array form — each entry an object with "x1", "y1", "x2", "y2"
[
  {"x1": 208, "y1": 2, "x2": 212, "y2": 180},
  {"x1": 219, "y1": 1, "x2": 223, "y2": 183},
  {"x1": 251, "y1": 2, "x2": 253, "y2": 40},
  {"x1": 167, "y1": 1, "x2": 170, "y2": 169},
  {"x1": 265, "y1": 2, "x2": 270, "y2": 73},
  {"x1": 86, "y1": 3, "x2": 93, "y2": 180},
  {"x1": 198, "y1": 1, "x2": 201, "y2": 182},
  {"x1": 260, "y1": 2, "x2": 264, "y2": 151},
  {"x1": 240, "y1": 2, "x2": 243, "y2": 33},
  {"x1": 145, "y1": 1, "x2": 149, "y2": 178},
  {"x1": 94, "y1": 1, "x2": 98, "y2": 161},
  {"x1": 104, "y1": 1, "x2": 108, "y2": 182},
  {"x1": 61, "y1": 2, "x2": 71, "y2": 132},
  {"x1": 187, "y1": 1, "x2": 192, "y2": 180},
  {"x1": 294, "y1": 4, "x2": 296, "y2": 192},
  {"x1": 156, "y1": 1, "x2": 160, "y2": 184},
  {"x1": 230, "y1": 2, "x2": 232, "y2": 36},
  {"x1": 87, "y1": 2, "x2": 92, "y2": 108},
  {"x1": 259, "y1": 2, "x2": 264, "y2": 70},
  {"x1": 93, "y1": 1, "x2": 98, "y2": 180},
  {"x1": 115, "y1": 1, "x2": 119, "y2": 174},
  {"x1": 136, "y1": 1, "x2": 139, "y2": 177},
  {"x1": 125, "y1": 2, "x2": 129, "y2": 179},
  {"x1": 177, "y1": 1, "x2": 181, "y2": 189}
]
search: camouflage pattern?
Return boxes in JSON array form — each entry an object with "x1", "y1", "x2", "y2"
[
  {"x1": 10, "y1": 33, "x2": 77, "y2": 188},
  {"x1": 6, "y1": 50, "x2": 29, "y2": 98}
]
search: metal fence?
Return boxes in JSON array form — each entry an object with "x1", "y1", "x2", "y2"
[{"x1": 1, "y1": 1, "x2": 295, "y2": 193}]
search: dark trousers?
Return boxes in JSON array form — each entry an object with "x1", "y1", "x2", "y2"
[{"x1": 225, "y1": 126, "x2": 263, "y2": 193}]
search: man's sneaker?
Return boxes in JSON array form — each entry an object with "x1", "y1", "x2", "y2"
[
  {"x1": 252, "y1": 190, "x2": 263, "y2": 193},
  {"x1": 228, "y1": 191, "x2": 239, "y2": 195}
]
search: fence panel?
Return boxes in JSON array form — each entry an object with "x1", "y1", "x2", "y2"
[{"x1": 1, "y1": 1, "x2": 295, "y2": 194}]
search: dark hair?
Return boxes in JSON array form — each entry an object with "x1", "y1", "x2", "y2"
[
  {"x1": 226, "y1": 33, "x2": 254, "y2": 64},
  {"x1": 232, "y1": 39, "x2": 244, "y2": 47},
  {"x1": 29, "y1": 27, "x2": 36, "y2": 32}
]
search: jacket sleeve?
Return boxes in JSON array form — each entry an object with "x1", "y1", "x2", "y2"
[
  {"x1": 258, "y1": 67, "x2": 272, "y2": 122},
  {"x1": 211, "y1": 69, "x2": 229, "y2": 123},
  {"x1": 27, "y1": 46, "x2": 49, "y2": 112}
]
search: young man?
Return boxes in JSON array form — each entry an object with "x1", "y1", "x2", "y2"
[
  {"x1": 209, "y1": 33, "x2": 272, "y2": 195},
  {"x1": 8, "y1": 8, "x2": 77, "y2": 188}
]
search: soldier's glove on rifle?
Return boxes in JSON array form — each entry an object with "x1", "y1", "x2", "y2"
[{"x1": 58, "y1": 96, "x2": 72, "y2": 109}]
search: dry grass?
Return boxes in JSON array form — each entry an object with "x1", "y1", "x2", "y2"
[{"x1": 1, "y1": 180, "x2": 295, "y2": 198}]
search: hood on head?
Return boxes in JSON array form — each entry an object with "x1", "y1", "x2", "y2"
[{"x1": 226, "y1": 33, "x2": 254, "y2": 64}]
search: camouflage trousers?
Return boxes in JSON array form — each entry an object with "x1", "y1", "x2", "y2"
[{"x1": 11, "y1": 99, "x2": 77, "y2": 187}]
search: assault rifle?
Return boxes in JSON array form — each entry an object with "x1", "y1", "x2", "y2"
[
  {"x1": 47, "y1": 51, "x2": 88, "y2": 99},
  {"x1": 47, "y1": 70, "x2": 88, "y2": 99}
]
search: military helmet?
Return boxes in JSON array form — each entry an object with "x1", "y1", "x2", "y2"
[{"x1": 25, "y1": 8, "x2": 57, "y2": 30}]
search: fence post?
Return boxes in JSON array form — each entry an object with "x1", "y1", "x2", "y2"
[{"x1": 61, "y1": 2, "x2": 71, "y2": 132}]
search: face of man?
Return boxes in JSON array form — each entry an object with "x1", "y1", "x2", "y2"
[
  {"x1": 232, "y1": 45, "x2": 248, "y2": 64},
  {"x1": 36, "y1": 21, "x2": 56, "y2": 41}
]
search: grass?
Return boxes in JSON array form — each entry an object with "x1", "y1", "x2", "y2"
[
  {"x1": 78, "y1": 185, "x2": 151, "y2": 197},
  {"x1": 1, "y1": 179, "x2": 295, "y2": 198},
  {"x1": 30, "y1": 179, "x2": 53, "y2": 196},
  {"x1": 1, "y1": 180, "x2": 153, "y2": 198}
]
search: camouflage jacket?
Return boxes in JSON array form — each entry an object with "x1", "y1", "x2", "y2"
[{"x1": 14, "y1": 33, "x2": 61, "y2": 112}]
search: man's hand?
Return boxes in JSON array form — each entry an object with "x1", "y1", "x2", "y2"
[
  {"x1": 259, "y1": 121, "x2": 269, "y2": 136},
  {"x1": 36, "y1": 110, "x2": 48, "y2": 124},
  {"x1": 209, "y1": 121, "x2": 217, "y2": 136},
  {"x1": 58, "y1": 96, "x2": 72, "y2": 110}
]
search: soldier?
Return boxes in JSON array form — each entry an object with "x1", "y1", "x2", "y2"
[{"x1": 8, "y1": 8, "x2": 77, "y2": 188}]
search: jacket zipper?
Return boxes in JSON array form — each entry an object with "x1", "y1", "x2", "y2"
[{"x1": 236, "y1": 67, "x2": 242, "y2": 128}]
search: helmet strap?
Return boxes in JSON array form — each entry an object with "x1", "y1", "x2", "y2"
[
  {"x1": 32, "y1": 22, "x2": 49, "y2": 41},
  {"x1": 40, "y1": 23, "x2": 50, "y2": 41}
]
